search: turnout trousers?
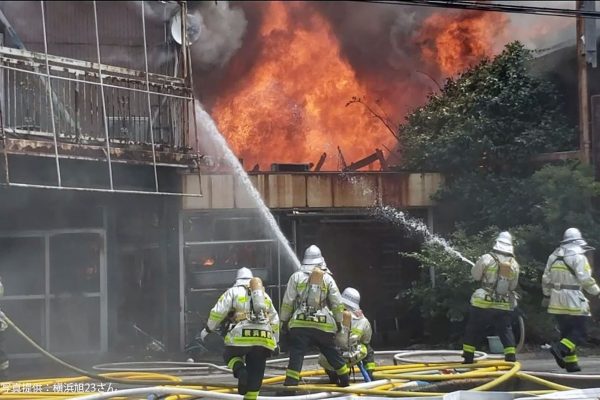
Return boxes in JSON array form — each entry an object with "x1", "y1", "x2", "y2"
[
  {"x1": 462, "y1": 306, "x2": 516, "y2": 363},
  {"x1": 223, "y1": 345, "x2": 271, "y2": 400},
  {"x1": 284, "y1": 327, "x2": 349, "y2": 386},
  {"x1": 549, "y1": 315, "x2": 587, "y2": 372}
]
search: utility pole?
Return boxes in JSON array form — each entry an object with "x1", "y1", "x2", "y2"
[{"x1": 577, "y1": 0, "x2": 591, "y2": 164}]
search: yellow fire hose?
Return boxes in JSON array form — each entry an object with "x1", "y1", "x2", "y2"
[{"x1": 0, "y1": 312, "x2": 585, "y2": 399}]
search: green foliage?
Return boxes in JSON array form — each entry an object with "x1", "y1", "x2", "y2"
[
  {"x1": 403, "y1": 164, "x2": 600, "y2": 343},
  {"x1": 433, "y1": 173, "x2": 533, "y2": 233},
  {"x1": 400, "y1": 42, "x2": 575, "y2": 176},
  {"x1": 527, "y1": 163, "x2": 600, "y2": 248},
  {"x1": 398, "y1": 42, "x2": 577, "y2": 233},
  {"x1": 402, "y1": 228, "x2": 497, "y2": 341},
  {"x1": 396, "y1": 41, "x2": 600, "y2": 345}
]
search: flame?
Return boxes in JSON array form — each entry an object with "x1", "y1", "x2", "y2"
[
  {"x1": 416, "y1": 11, "x2": 509, "y2": 76},
  {"x1": 211, "y1": 2, "x2": 392, "y2": 170},
  {"x1": 210, "y1": 4, "x2": 510, "y2": 170},
  {"x1": 203, "y1": 258, "x2": 215, "y2": 267}
]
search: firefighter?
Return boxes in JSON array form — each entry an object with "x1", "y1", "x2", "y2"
[
  {"x1": 193, "y1": 267, "x2": 279, "y2": 400},
  {"x1": 542, "y1": 227, "x2": 599, "y2": 373},
  {"x1": 280, "y1": 245, "x2": 350, "y2": 387},
  {"x1": 462, "y1": 231, "x2": 520, "y2": 364},
  {"x1": 318, "y1": 287, "x2": 376, "y2": 383}
]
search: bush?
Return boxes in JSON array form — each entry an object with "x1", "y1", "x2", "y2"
[{"x1": 402, "y1": 228, "x2": 497, "y2": 343}]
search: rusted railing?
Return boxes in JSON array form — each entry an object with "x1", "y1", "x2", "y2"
[{"x1": 0, "y1": 46, "x2": 193, "y2": 150}]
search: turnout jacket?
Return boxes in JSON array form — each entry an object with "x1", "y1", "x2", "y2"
[
  {"x1": 470, "y1": 252, "x2": 520, "y2": 311},
  {"x1": 542, "y1": 244, "x2": 600, "y2": 316},
  {"x1": 280, "y1": 265, "x2": 344, "y2": 333},
  {"x1": 319, "y1": 309, "x2": 375, "y2": 370},
  {"x1": 207, "y1": 284, "x2": 280, "y2": 350}
]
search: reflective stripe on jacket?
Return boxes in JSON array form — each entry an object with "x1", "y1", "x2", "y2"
[
  {"x1": 207, "y1": 285, "x2": 279, "y2": 350},
  {"x1": 470, "y1": 252, "x2": 519, "y2": 311},
  {"x1": 280, "y1": 265, "x2": 343, "y2": 333},
  {"x1": 542, "y1": 245, "x2": 600, "y2": 316}
]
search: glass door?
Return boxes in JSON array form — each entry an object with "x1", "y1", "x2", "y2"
[
  {"x1": 0, "y1": 230, "x2": 107, "y2": 356},
  {"x1": 48, "y1": 232, "x2": 105, "y2": 353},
  {"x1": 0, "y1": 237, "x2": 46, "y2": 355}
]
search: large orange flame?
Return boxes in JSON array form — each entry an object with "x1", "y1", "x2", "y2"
[
  {"x1": 416, "y1": 11, "x2": 509, "y2": 76},
  {"x1": 212, "y1": 2, "x2": 393, "y2": 171},
  {"x1": 211, "y1": 3, "x2": 509, "y2": 170}
]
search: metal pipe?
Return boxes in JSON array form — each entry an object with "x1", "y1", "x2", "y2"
[
  {"x1": 40, "y1": 1, "x2": 62, "y2": 187},
  {"x1": 0, "y1": 45, "x2": 189, "y2": 87},
  {"x1": 185, "y1": 239, "x2": 277, "y2": 246},
  {"x1": 4, "y1": 182, "x2": 202, "y2": 197},
  {"x1": 0, "y1": 63, "x2": 193, "y2": 100},
  {"x1": 93, "y1": 0, "x2": 114, "y2": 190},
  {"x1": 141, "y1": 0, "x2": 160, "y2": 192},
  {"x1": 0, "y1": 106, "x2": 9, "y2": 184},
  {"x1": 178, "y1": 211, "x2": 186, "y2": 351}
]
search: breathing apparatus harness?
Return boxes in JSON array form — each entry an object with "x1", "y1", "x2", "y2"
[
  {"x1": 481, "y1": 252, "x2": 516, "y2": 303},
  {"x1": 298, "y1": 266, "x2": 327, "y2": 317},
  {"x1": 548, "y1": 254, "x2": 582, "y2": 291},
  {"x1": 227, "y1": 277, "x2": 269, "y2": 330}
]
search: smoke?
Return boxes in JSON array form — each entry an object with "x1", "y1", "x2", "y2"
[
  {"x1": 310, "y1": 2, "x2": 434, "y2": 119},
  {"x1": 500, "y1": 1, "x2": 576, "y2": 50},
  {"x1": 192, "y1": 1, "x2": 590, "y2": 166},
  {"x1": 189, "y1": 2, "x2": 247, "y2": 70}
]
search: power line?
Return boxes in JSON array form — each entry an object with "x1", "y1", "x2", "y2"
[{"x1": 360, "y1": 0, "x2": 600, "y2": 19}]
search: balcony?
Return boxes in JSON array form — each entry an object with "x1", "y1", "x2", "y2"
[{"x1": 0, "y1": 46, "x2": 196, "y2": 167}]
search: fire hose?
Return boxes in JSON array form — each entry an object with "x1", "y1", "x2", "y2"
[{"x1": 0, "y1": 311, "x2": 589, "y2": 400}]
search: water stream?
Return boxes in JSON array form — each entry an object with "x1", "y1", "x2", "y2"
[
  {"x1": 195, "y1": 104, "x2": 301, "y2": 270},
  {"x1": 374, "y1": 205, "x2": 475, "y2": 266},
  {"x1": 195, "y1": 103, "x2": 469, "y2": 271}
]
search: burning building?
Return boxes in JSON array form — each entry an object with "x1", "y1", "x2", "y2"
[
  {"x1": 196, "y1": 1, "x2": 514, "y2": 171},
  {"x1": 0, "y1": 0, "x2": 561, "y2": 364}
]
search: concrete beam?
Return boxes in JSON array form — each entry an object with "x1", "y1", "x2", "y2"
[{"x1": 182, "y1": 172, "x2": 443, "y2": 210}]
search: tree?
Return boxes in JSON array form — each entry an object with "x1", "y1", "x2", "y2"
[
  {"x1": 395, "y1": 42, "x2": 600, "y2": 345},
  {"x1": 398, "y1": 42, "x2": 576, "y2": 232},
  {"x1": 402, "y1": 163, "x2": 600, "y2": 344}
]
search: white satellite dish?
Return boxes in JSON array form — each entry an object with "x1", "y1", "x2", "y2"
[{"x1": 170, "y1": 12, "x2": 202, "y2": 45}]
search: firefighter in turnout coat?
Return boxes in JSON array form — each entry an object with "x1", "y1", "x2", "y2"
[
  {"x1": 199, "y1": 268, "x2": 279, "y2": 400},
  {"x1": 280, "y1": 245, "x2": 350, "y2": 387},
  {"x1": 318, "y1": 287, "x2": 376, "y2": 383},
  {"x1": 462, "y1": 231, "x2": 520, "y2": 364},
  {"x1": 542, "y1": 228, "x2": 600, "y2": 372}
]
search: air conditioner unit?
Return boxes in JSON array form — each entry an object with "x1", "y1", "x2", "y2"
[{"x1": 107, "y1": 116, "x2": 150, "y2": 143}]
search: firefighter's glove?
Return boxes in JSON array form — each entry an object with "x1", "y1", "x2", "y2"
[
  {"x1": 0, "y1": 311, "x2": 7, "y2": 332},
  {"x1": 200, "y1": 328, "x2": 210, "y2": 342},
  {"x1": 342, "y1": 349, "x2": 362, "y2": 365},
  {"x1": 541, "y1": 296, "x2": 550, "y2": 308},
  {"x1": 272, "y1": 346, "x2": 281, "y2": 357}
]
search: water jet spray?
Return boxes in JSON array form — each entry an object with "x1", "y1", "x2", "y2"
[{"x1": 195, "y1": 103, "x2": 301, "y2": 270}]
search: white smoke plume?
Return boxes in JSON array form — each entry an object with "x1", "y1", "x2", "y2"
[{"x1": 189, "y1": 2, "x2": 247, "y2": 70}]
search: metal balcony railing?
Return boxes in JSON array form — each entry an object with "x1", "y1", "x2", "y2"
[{"x1": 0, "y1": 46, "x2": 193, "y2": 150}]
